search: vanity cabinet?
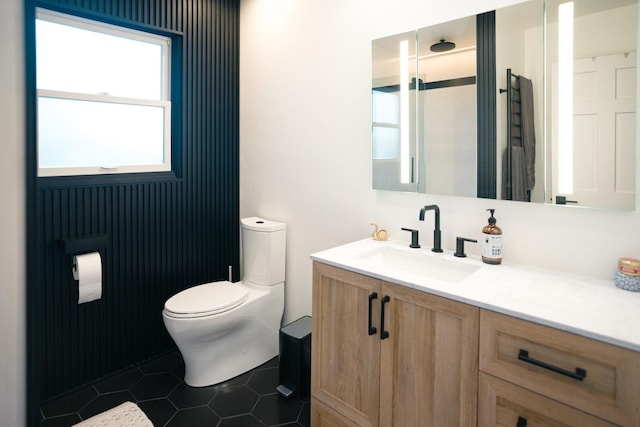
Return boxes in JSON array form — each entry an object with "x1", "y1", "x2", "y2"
[
  {"x1": 311, "y1": 239, "x2": 640, "y2": 426},
  {"x1": 311, "y1": 261, "x2": 479, "y2": 427},
  {"x1": 478, "y1": 310, "x2": 640, "y2": 426}
]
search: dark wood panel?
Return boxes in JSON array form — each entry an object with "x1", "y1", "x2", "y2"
[
  {"x1": 477, "y1": 11, "x2": 497, "y2": 199},
  {"x1": 29, "y1": 0, "x2": 240, "y2": 400}
]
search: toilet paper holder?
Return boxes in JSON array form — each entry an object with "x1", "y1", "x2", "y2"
[{"x1": 61, "y1": 234, "x2": 108, "y2": 255}]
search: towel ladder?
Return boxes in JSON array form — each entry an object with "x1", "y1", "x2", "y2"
[{"x1": 500, "y1": 68, "x2": 530, "y2": 201}]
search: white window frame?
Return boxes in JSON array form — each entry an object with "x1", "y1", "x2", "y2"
[{"x1": 36, "y1": 8, "x2": 172, "y2": 177}]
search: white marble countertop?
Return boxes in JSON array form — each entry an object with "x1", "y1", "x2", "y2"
[{"x1": 311, "y1": 238, "x2": 640, "y2": 352}]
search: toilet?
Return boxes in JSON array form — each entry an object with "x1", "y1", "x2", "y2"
[{"x1": 162, "y1": 217, "x2": 286, "y2": 387}]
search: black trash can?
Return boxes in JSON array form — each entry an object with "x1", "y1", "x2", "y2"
[{"x1": 276, "y1": 315, "x2": 311, "y2": 399}]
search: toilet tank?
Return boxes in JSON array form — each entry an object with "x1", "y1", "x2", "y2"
[{"x1": 241, "y1": 217, "x2": 286, "y2": 286}]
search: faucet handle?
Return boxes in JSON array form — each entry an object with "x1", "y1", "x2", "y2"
[
  {"x1": 401, "y1": 228, "x2": 420, "y2": 248},
  {"x1": 454, "y1": 237, "x2": 477, "y2": 258}
]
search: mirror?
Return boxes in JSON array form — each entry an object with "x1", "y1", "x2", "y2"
[
  {"x1": 372, "y1": 30, "x2": 419, "y2": 192},
  {"x1": 546, "y1": 0, "x2": 637, "y2": 209},
  {"x1": 371, "y1": 0, "x2": 637, "y2": 210}
]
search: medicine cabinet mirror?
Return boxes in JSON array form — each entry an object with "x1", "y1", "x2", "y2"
[{"x1": 371, "y1": 0, "x2": 637, "y2": 210}]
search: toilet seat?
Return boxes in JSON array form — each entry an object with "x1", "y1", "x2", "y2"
[{"x1": 164, "y1": 281, "x2": 249, "y2": 318}]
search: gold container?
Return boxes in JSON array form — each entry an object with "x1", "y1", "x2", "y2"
[{"x1": 618, "y1": 258, "x2": 640, "y2": 277}]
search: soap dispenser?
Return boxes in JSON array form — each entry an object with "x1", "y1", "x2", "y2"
[{"x1": 481, "y1": 209, "x2": 502, "y2": 265}]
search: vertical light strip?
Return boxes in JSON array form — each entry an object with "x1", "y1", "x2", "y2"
[
  {"x1": 558, "y1": 1, "x2": 574, "y2": 194},
  {"x1": 399, "y1": 39, "x2": 410, "y2": 183}
]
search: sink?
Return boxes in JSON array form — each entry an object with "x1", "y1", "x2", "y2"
[{"x1": 352, "y1": 246, "x2": 480, "y2": 283}]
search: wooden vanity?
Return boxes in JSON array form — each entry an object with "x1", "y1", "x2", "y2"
[{"x1": 309, "y1": 240, "x2": 640, "y2": 427}]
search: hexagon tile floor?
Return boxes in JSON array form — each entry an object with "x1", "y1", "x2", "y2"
[{"x1": 39, "y1": 351, "x2": 310, "y2": 427}]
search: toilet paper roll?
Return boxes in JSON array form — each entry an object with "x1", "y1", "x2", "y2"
[{"x1": 73, "y1": 252, "x2": 102, "y2": 304}]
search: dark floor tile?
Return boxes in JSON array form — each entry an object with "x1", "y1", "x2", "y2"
[
  {"x1": 209, "y1": 385, "x2": 259, "y2": 418},
  {"x1": 78, "y1": 391, "x2": 136, "y2": 420},
  {"x1": 247, "y1": 367, "x2": 279, "y2": 395},
  {"x1": 298, "y1": 401, "x2": 310, "y2": 427},
  {"x1": 138, "y1": 398, "x2": 178, "y2": 427},
  {"x1": 256, "y1": 357, "x2": 279, "y2": 370},
  {"x1": 213, "y1": 369, "x2": 254, "y2": 389},
  {"x1": 93, "y1": 367, "x2": 143, "y2": 393},
  {"x1": 217, "y1": 414, "x2": 266, "y2": 427},
  {"x1": 172, "y1": 360, "x2": 185, "y2": 380},
  {"x1": 165, "y1": 406, "x2": 221, "y2": 427},
  {"x1": 40, "y1": 386, "x2": 98, "y2": 418},
  {"x1": 40, "y1": 351, "x2": 310, "y2": 427},
  {"x1": 130, "y1": 372, "x2": 180, "y2": 401},
  {"x1": 253, "y1": 393, "x2": 302, "y2": 426},
  {"x1": 169, "y1": 383, "x2": 217, "y2": 409},
  {"x1": 139, "y1": 351, "x2": 183, "y2": 374},
  {"x1": 39, "y1": 413, "x2": 82, "y2": 427}
]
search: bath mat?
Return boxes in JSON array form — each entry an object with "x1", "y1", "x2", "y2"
[{"x1": 73, "y1": 401, "x2": 153, "y2": 427}]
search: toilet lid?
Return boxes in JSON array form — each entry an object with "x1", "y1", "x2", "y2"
[{"x1": 164, "y1": 281, "x2": 249, "y2": 318}]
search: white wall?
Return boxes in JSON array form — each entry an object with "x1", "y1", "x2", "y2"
[
  {"x1": 240, "y1": 0, "x2": 640, "y2": 325},
  {"x1": 0, "y1": 0, "x2": 26, "y2": 424}
]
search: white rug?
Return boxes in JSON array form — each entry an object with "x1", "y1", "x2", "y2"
[{"x1": 73, "y1": 401, "x2": 153, "y2": 427}]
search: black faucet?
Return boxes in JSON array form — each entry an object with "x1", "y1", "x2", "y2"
[{"x1": 419, "y1": 205, "x2": 443, "y2": 253}]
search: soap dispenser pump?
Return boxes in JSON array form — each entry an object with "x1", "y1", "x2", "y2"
[{"x1": 481, "y1": 209, "x2": 502, "y2": 265}]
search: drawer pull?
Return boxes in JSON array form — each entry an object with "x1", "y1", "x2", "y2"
[
  {"x1": 380, "y1": 295, "x2": 390, "y2": 340},
  {"x1": 517, "y1": 416, "x2": 527, "y2": 427},
  {"x1": 368, "y1": 292, "x2": 378, "y2": 336},
  {"x1": 518, "y1": 349, "x2": 586, "y2": 381}
]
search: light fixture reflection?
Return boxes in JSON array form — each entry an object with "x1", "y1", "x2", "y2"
[
  {"x1": 400, "y1": 39, "x2": 410, "y2": 184},
  {"x1": 558, "y1": 1, "x2": 574, "y2": 194}
]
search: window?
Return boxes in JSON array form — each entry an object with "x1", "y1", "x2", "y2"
[
  {"x1": 36, "y1": 9, "x2": 173, "y2": 177},
  {"x1": 372, "y1": 89, "x2": 401, "y2": 160}
]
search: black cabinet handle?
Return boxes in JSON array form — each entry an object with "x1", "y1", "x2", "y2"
[
  {"x1": 368, "y1": 292, "x2": 378, "y2": 336},
  {"x1": 517, "y1": 416, "x2": 527, "y2": 427},
  {"x1": 518, "y1": 349, "x2": 586, "y2": 381},
  {"x1": 556, "y1": 196, "x2": 578, "y2": 205},
  {"x1": 380, "y1": 295, "x2": 390, "y2": 340}
]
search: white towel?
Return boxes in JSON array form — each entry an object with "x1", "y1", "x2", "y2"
[{"x1": 73, "y1": 401, "x2": 153, "y2": 427}]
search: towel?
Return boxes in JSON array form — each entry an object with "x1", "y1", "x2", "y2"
[
  {"x1": 519, "y1": 76, "x2": 536, "y2": 191},
  {"x1": 502, "y1": 146, "x2": 528, "y2": 201},
  {"x1": 73, "y1": 402, "x2": 153, "y2": 427}
]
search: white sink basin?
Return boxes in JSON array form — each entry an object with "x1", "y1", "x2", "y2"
[{"x1": 352, "y1": 246, "x2": 480, "y2": 283}]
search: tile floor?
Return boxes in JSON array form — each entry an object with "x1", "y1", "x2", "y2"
[{"x1": 39, "y1": 351, "x2": 310, "y2": 426}]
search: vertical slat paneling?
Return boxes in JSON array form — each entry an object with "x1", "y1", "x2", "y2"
[
  {"x1": 35, "y1": 0, "x2": 240, "y2": 400},
  {"x1": 476, "y1": 11, "x2": 497, "y2": 199}
]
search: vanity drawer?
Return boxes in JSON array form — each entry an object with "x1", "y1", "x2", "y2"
[
  {"x1": 479, "y1": 310, "x2": 640, "y2": 426},
  {"x1": 478, "y1": 373, "x2": 617, "y2": 427}
]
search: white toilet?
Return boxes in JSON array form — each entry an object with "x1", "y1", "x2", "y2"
[{"x1": 162, "y1": 217, "x2": 286, "y2": 387}]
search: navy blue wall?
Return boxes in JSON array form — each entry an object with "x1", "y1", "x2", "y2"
[{"x1": 29, "y1": 0, "x2": 240, "y2": 400}]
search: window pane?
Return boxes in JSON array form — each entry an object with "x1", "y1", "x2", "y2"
[
  {"x1": 36, "y1": 19, "x2": 164, "y2": 100},
  {"x1": 372, "y1": 126, "x2": 400, "y2": 159},
  {"x1": 38, "y1": 97, "x2": 166, "y2": 169},
  {"x1": 373, "y1": 90, "x2": 400, "y2": 124}
]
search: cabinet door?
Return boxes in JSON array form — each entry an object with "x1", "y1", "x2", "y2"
[
  {"x1": 311, "y1": 398, "x2": 359, "y2": 427},
  {"x1": 478, "y1": 373, "x2": 617, "y2": 427},
  {"x1": 312, "y1": 262, "x2": 381, "y2": 427},
  {"x1": 379, "y1": 282, "x2": 479, "y2": 427}
]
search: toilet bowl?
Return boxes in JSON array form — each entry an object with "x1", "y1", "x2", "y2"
[{"x1": 162, "y1": 217, "x2": 286, "y2": 387}]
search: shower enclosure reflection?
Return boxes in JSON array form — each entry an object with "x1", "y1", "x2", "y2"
[{"x1": 371, "y1": 17, "x2": 477, "y2": 195}]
